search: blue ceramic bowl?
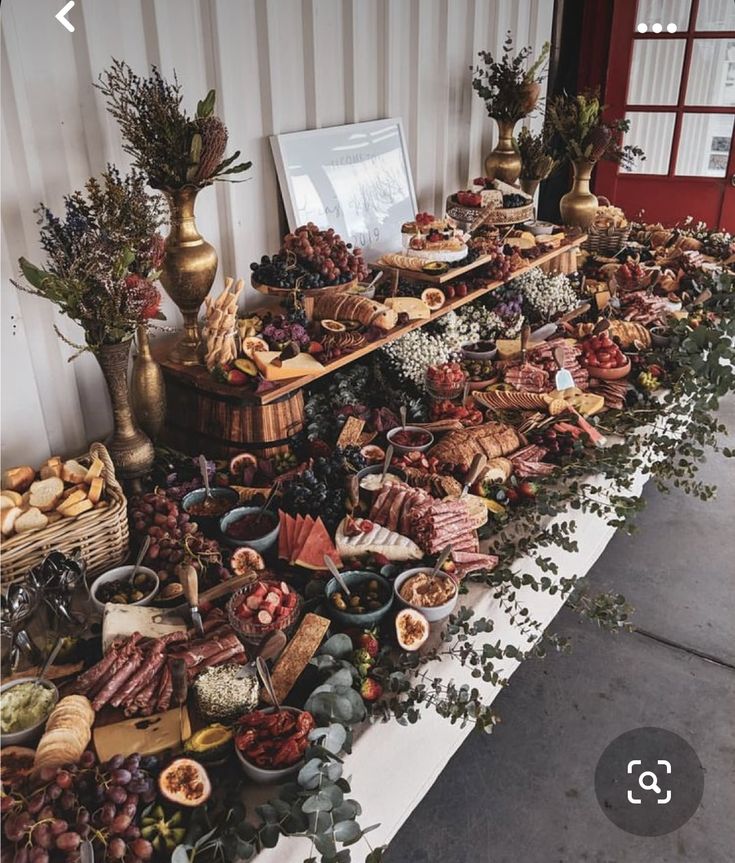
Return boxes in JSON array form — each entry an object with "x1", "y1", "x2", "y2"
[
  {"x1": 219, "y1": 506, "x2": 280, "y2": 552},
  {"x1": 325, "y1": 570, "x2": 393, "y2": 627}
]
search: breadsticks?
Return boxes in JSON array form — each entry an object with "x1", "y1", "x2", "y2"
[{"x1": 202, "y1": 277, "x2": 244, "y2": 370}]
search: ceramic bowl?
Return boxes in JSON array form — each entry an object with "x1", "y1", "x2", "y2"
[
  {"x1": 89, "y1": 565, "x2": 159, "y2": 614},
  {"x1": 355, "y1": 464, "x2": 406, "y2": 490},
  {"x1": 0, "y1": 678, "x2": 59, "y2": 747},
  {"x1": 235, "y1": 707, "x2": 306, "y2": 782},
  {"x1": 587, "y1": 357, "x2": 632, "y2": 381},
  {"x1": 386, "y1": 426, "x2": 434, "y2": 454},
  {"x1": 649, "y1": 326, "x2": 672, "y2": 347},
  {"x1": 219, "y1": 506, "x2": 280, "y2": 552},
  {"x1": 526, "y1": 220, "x2": 556, "y2": 236},
  {"x1": 325, "y1": 570, "x2": 394, "y2": 628},
  {"x1": 461, "y1": 341, "x2": 498, "y2": 361},
  {"x1": 182, "y1": 487, "x2": 240, "y2": 536},
  {"x1": 393, "y1": 567, "x2": 458, "y2": 622}
]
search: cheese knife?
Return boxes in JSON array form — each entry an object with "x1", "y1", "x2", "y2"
[
  {"x1": 461, "y1": 453, "x2": 487, "y2": 497},
  {"x1": 553, "y1": 345, "x2": 575, "y2": 391},
  {"x1": 177, "y1": 563, "x2": 204, "y2": 636},
  {"x1": 170, "y1": 657, "x2": 188, "y2": 743},
  {"x1": 521, "y1": 324, "x2": 531, "y2": 363}
]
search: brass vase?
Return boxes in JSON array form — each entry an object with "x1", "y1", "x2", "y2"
[
  {"x1": 159, "y1": 185, "x2": 218, "y2": 366},
  {"x1": 96, "y1": 340, "x2": 155, "y2": 482},
  {"x1": 484, "y1": 119, "x2": 522, "y2": 185},
  {"x1": 520, "y1": 177, "x2": 540, "y2": 198},
  {"x1": 560, "y1": 159, "x2": 598, "y2": 229},
  {"x1": 130, "y1": 324, "x2": 167, "y2": 441}
]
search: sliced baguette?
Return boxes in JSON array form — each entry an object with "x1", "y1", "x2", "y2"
[
  {"x1": 87, "y1": 476, "x2": 104, "y2": 505},
  {"x1": 58, "y1": 489, "x2": 87, "y2": 509},
  {"x1": 61, "y1": 484, "x2": 86, "y2": 500},
  {"x1": 29, "y1": 477, "x2": 65, "y2": 512},
  {"x1": 57, "y1": 498, "x2": 94, "y2": 518},
  {"x1": 1, "y1": 506, "x2": 23, "y2": 536},
  {"x1": 83, "y1": 456, "x2": 104, "y2": 483},
  {"x1": 40, "y1": 463, "x2": 63, "y2": 480},
  {"x1": 62, "y1": 460, "x2": 87, "y2": 485},
  {"x1": 1, "y1": 490, "x2": 23, "y2": 507},
  {"x1": 46, "y1": 512, "x2": 64, "y2": 525},
  {"x1": 1, "y1": 495, "x2": 15, "y2": 511},
  {"x1": 2, "y1": 466, "x2": 36, "y2": 493},
  {"x1": 14, "y1": 507, "x2": 49, "y2": 533}
]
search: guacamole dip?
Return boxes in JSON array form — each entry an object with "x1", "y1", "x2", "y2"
[{"x1": 1, "y1": 681, "x2": 55, "y2": 734}]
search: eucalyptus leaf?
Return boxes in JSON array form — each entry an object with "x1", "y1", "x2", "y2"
[
  {"x1": 318, "y1": 633, "x2": 354, "y2": 659},
  {"x1": 301, "y1": 791, "x2": 334, "y2": 813},
  {"x1": 171, "y1": 846, "x2": 191, "y2": 863},
  {"x1": 332, "y1": 819, "x2": 362, "y2": 845}
]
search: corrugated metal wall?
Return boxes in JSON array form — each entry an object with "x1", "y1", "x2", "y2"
[{"x1": 1, "y1": 0, "x2": 554, "y2": 468}]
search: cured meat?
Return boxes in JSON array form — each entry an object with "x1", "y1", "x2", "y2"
[
  {"x1": 110, "y1": 650, "x2": 165, "y2": 708},
  {"x1": 74, "y1": 646, "x2": 119, "y2": 695},
  {"x1": 155, "y1": 664, "x2": 173, "y2": 713},
  {"x1": 92, "y1": 649, "x2": 144, "y2": 711},
  {"x1": 505, "y1": 362, "x2": 549, "y2": 393}
]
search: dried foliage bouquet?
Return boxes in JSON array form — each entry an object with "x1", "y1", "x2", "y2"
[
  {"x1": 97, "y1": 60, "x2": 252, "y2": 190},
  {"x1": 546, "y1": 91, "x2": 645, "y2": 168},
  {"x1": 517, "y1": 125, "x2": 557, "y2": 181},
  {"x1": 471, "y1": 33, "x2": 550, "y2": 123},
  {"x1": 14, "y1": 167, "x2": 165, "y2": 353}
]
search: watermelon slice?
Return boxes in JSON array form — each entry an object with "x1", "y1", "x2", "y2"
[
  {"x1": 288, "y1": 514, "x2": 304, "y2": 563},
  {"x1": 290, "y1": 515, "x2": 315, "y2": 564},
  {"x1": 277, "y1": 510, "x2": 291, "y2": 560},
  {"x1": 294, "y1": 517, "x2": 342, "y2": 570}
]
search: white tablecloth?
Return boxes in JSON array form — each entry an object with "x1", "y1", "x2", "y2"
[{"x1": 255, "y1": 464, "x2": 649, "y2": 861}]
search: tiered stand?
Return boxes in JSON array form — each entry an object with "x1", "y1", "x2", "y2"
[{"x1": 153, "y1": 238, "x2": 584, "y2": 458}]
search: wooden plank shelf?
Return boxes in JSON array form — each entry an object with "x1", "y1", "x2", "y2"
[{"x1": 154, "y1": 237, "x2": 585, "y2": 410}]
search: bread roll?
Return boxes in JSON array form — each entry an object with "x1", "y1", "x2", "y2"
[{"x1": 2, "y1": 466, "x2": 35, "y2": 493}]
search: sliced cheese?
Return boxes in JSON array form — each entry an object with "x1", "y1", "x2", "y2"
[
  {"x1": 254, "y1": 351, "x2": 325, "y2": 381},
  {"x1": 384, "y1": 297, "x2": 431, "y2": 320},
  {"x1": 335, "y1": 517, "x2": 422, "y2": 562},
  {"x1": 496, "y1": 338, "x2": 521, "y2": 360}
]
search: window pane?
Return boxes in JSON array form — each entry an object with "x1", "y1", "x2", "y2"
[
  {"x1": 676, "y1": 113, "x2": 734, "y2": 175},
  {"x1": 685, "y1": 39, "x2": 735, "y2": 105},
  {"x1": 621, "y1": 112, "x2": 676, "y2": 173},
  {"x1": 635, "y1": 0, "x2": 691, "y2": 33},
  {"x1": 627, "y1": 39, "x2": 685, "y2": 104},
  {"x1": 696, "y1": 0, "x2": 735, "y2": 31}
]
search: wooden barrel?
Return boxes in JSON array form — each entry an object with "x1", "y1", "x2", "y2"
[{"x1": 157, "y1": 356, "x2": 305, "y2": 460}]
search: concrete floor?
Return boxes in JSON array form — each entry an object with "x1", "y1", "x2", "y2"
[{"x1": 386, "y1": 398, "x2": 735, "y2": 863}]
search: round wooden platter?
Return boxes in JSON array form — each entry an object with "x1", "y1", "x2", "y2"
[
  {"x1": 445, "y1": 195, "x2": 534, "y2": 227},
  {"x1": 252, "y1": 276, "x2": 358, "y2": 298}
]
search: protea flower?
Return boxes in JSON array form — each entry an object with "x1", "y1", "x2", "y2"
[
  {"x1": 194, "y1": 115, "x2": 228, "y2": 182},
  {"x1": 584, "y1": 125, "x2": 612, "y2": 161}
]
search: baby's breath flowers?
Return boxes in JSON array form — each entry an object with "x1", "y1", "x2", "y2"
[{"x1": 511, "y1": 268, "x2": 581, "y2": 320}]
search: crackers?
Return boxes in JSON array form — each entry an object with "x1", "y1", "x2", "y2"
[{"x1": 34, "y1": 695, "x2": 94, "y2": 769}]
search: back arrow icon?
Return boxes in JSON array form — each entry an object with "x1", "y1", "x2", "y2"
[{"x1": 56, "y1": 1, "x2": 75, "y2": 32}]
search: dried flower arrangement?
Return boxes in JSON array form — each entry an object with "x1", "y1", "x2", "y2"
[
  {"x1": 96, "y1": 60, "x2": 252, "y2": 190},
  {"x1": 14, "y1": 167, "x2": 164, "y2": 353},
  {"x1": 517, "y1": 126, "x2": 557, "y2": 181},
  {"x1": 471, "y1": 34, "x2": 550, "y2": 123},
  {"x1": 546, "y1": 91, "x2": 645, "y2": 168}
]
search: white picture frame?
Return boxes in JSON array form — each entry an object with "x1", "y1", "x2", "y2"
[{"x1": 270, "y1": 118, "x2": 418, "y2": 261}]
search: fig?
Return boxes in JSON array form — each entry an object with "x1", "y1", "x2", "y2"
[
  {"x1": 230, "y1": 546, "x2": 266, "y2": 576},
  {"x1": 395, "y1": 608, "x2": 429, "y2": 652},
  {"x1": 158, "y1": 758, "x2": 211, "y2": 808},
  {"x1": 229, "y1": 452, "x2": 258, "y2": 477}
]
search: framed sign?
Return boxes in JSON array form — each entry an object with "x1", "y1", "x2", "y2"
[{"x1": 270, "y1": 118, "x2": 417, "y2": 260}]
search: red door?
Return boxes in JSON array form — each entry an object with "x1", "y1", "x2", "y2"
[{"x1": 596, "y1": 0, "x2": 735, "y2": 231}]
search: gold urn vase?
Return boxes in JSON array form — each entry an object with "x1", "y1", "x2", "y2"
[
  {"x1": 159, "y1": 185, "x2": 218, "y2": 366},
  {"x1": 560, "y1": 159, "x2": 598, "y2": 229},
  {"x1": 130, "y1": 324, "x2": 167, "y2": 441},
  {"x1": 485, "y1": 119, "x2": 522, "y2": 185},
  {"x1": 519, "y1": 177, "x2": 541, "y2": 198},
  {"x1": 95, "y1": 340, "x2": 155, "y2": 484}
]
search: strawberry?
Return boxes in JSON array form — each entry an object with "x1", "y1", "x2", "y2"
[
  {"x1": 352, "y1": 648, "x2": 375, "y2": 678},
  {"x1": 360, "y1": 678, "x2": 383, "y2": 702},
  {"x1": 371, "y1": 552, "x2": 390, "y2": 566},
  {"x1": 518, "y1": 480, "x2": 538, "y2": 499},
  {"x1": 357, "y1": 631, "x2": 379, "y2": 658}
]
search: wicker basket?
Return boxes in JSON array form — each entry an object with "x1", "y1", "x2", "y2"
[
  {"x1": 583, "y1": 197, "x2": 631, "y2": 257},
  {"x1": 0, "y1": 443, "x2": 129, "y2": 586}
]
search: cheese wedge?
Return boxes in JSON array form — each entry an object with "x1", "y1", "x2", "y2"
[
  {"x1": 335, "y1": 517, "x2": 422, "y2": 562},
  {"x1": 254, "y1": 351, "x2": 325, "y2": 381},
  {"x1": 384, "y1": 297, "x2": 431, "y2": 320},
  {"x1": 496, "y1": 338, "x2": 522, "y2": 360}
]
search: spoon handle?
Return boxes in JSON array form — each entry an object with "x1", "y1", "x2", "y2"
[
  {"x1": 199, "y1": 454, "x2": 211, "y2": 497},
  {"x1": 40, "y1": 636, "x2": 64, "y2": 681},
  {"x1": 256, "y1": 655, "x2": 280, "y2": 711},
  {"x1": 431, "y1": 544, "x2": 453, "y2": 577},
  {"x1": 380, "y1": 444, "x2": 394, "y2": 484},
  {"x1": 324, "y1": 554, "x2": 351, "y2": 596},
  {"x1": 400, "y1": 405, "x2": 407, "y2": 429},
  {"x1": 129, "y1": 535, "x2": 151, "y2": 583}
]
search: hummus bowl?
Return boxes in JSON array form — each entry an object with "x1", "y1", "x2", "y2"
[
  {"x1": 393, "y1": 567, "x2": 459, "y2": 622},
  {"x1": 0, "y1": 677, "x2": 59, "y2": 747}
]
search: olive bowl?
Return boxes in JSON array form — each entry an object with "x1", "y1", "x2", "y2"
[{"x1": 324, "y1": 570, "x2": 394, "y2": 628}]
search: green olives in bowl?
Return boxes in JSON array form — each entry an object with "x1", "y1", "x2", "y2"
[{"x1": 325, "y1": 571, "x2": 393, "y2": 627}]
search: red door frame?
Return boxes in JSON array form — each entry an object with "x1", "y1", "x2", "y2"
[{"x1": 594, "y1": 0, "x2": 735, "y2": 230}]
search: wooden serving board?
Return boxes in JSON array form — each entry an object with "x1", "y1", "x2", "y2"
[
  {"x1": 102, "y1": 604, "x2": 187, "y2": 652},
  {"x1": 93, "y1": 707, "x2": 191, "y2": 762}
]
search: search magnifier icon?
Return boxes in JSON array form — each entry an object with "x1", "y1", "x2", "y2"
[{"x1": 638, "y1": 771, "x2": 661, "y2": 794}]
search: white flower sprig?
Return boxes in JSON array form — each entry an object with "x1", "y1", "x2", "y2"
[{"x1": 510, "y1": 267, "x2": 580, "y2": 319}]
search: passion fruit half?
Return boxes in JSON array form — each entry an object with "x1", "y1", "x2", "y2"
[
  {"x1": 229, "y1": 452, "x2": 258, "y2": 477},
  {"x1": 321, "y1": 319, "x2": 347, "y2": 333},
  {"x1": 158, "y1": 758, "x2": 211, "y2": 807},
  {"x1": 421, "y1": 288, "x2": 446, "y2": 310},
  {"x1": 230, "y1": 546, "x2": 266, "y2": 576},
  {"x1": 395, "y1": 608, "x2": 429, "y2": 651}
]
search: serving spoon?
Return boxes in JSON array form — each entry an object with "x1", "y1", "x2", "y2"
[
  {"x1": 199, "y1": 454, "x2": 213, "y2": 502},
  {"x1": 127, "y1": 535, "x2": 150, "y2": 584},
  {"x1": 324, "y1": 553, "x2": 351, "y2": 597},
  {"x1": 379, "y1": 444, "x2": 394, "y2": 484},
  {"x1": 256, "y1": 655, "x2": 281, "y2": 711}
]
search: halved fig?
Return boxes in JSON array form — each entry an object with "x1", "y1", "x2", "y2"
[
  {"x1": 395, "y1": 608, "x2": 430, "y2": 651},
  {"x1": 229, "y1": 452, "x2": 258, "y2": 477}
]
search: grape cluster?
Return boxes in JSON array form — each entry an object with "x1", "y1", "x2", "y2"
[
  {"x1": 1, "y1": 752, "x2": 157, "y2": 863},
  {"x1": 280, "y1": 446, "x2": 367, "y2": 531},
  {"x1": 250, "y1": 223, "x2": 369, "y2": 289},
  {"x1": 502, "y1": 193, "x2": 528, "y2": 208},
  {"x1": 129, "y1": 491, "x2": 226, "y2": 585}
]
